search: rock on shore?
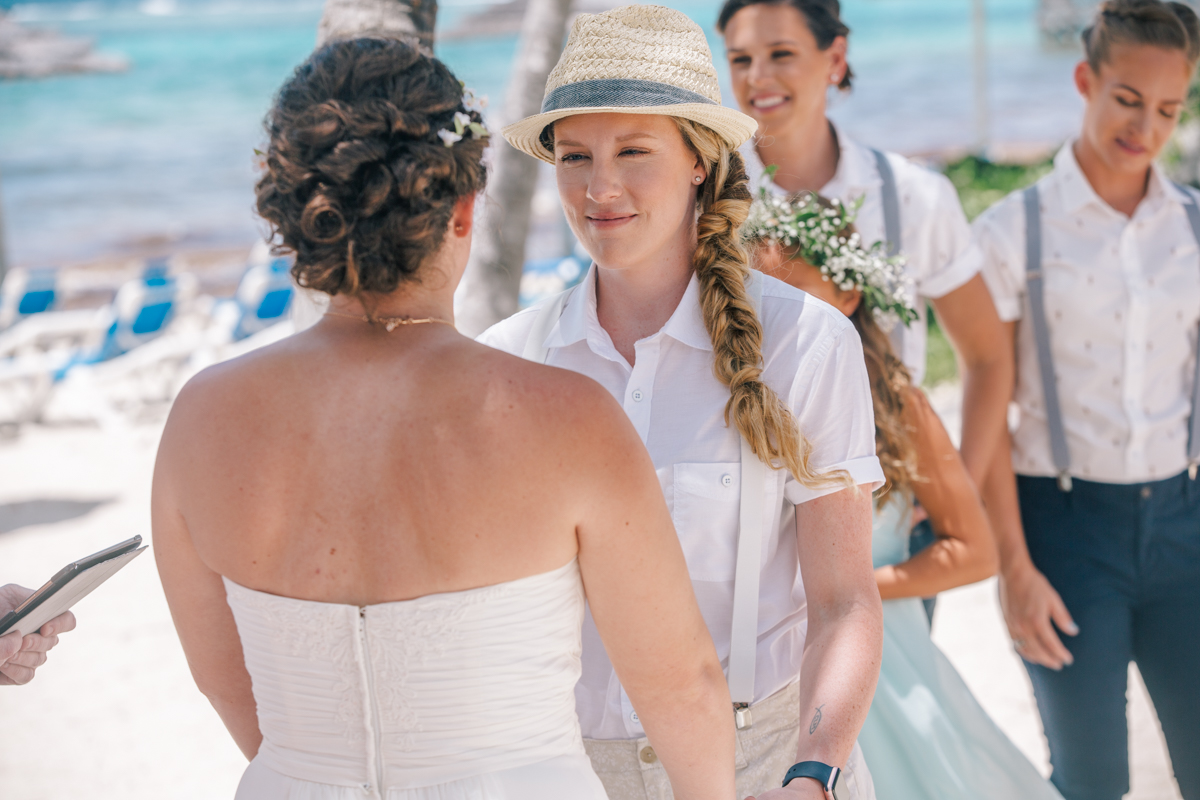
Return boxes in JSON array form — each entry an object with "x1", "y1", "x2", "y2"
[{"x1": 0, "y1": 11, "x2": 128, "y2": 80}]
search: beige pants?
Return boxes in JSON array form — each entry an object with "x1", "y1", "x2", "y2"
[{"x1": 583, "y1": 681, "x2": 875, "y2": 800}]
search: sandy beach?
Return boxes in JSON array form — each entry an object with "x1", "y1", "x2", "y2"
[{"x1": 0, "y1": 386, "x2": 1185, "y2": 799}]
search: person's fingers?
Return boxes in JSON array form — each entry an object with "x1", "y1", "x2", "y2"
[
  {"x1": 1031, "y1": 608, "x2": 1072, "y2": 668},
  {"x1": 1007, "y1": 602, "x2": 1062, "y2": 669},
  {"x1": 20, "y1": 633, "x2": 59, "y2": 653},
  {"x1": 0, "y1": 660, "x2": 36, "y2": 685},
  {"x1": 1014, "y1": 633, "x2": 1057, "y2": 669},
  {"x1": 0, "y1": 584, "x2": 33, "y2": 612},
  {"x1": 5, "y1": 649, "x2": 47, "y2": 669},
  {"x1": 38, "y1": 611, "x2": 75, "y2": 637},
  {"x1": 0, "y1": 631, "x2": 21, "y2": 667},
  {"x1": 1048, "y1": 592, "x2": 1079, "y2": 638}
]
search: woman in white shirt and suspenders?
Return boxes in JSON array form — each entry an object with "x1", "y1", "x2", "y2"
[
  {"x1": 480, "y1": 7, "x2": 883, "y2": 800},
  {"x1": 715, "y1": 0, "x2": 1012, "y2": 518},
  {"x1": 972, "y1": 2, "x2": 1200, "y2": 797}
]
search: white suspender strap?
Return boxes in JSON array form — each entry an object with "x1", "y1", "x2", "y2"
[
  {"x1": 520, "y1": 286, "x2": 578, "y2": 364},
  {"x1": 1022, "y1": 185, "x2": 1073, "y2": 492},
  {"x1": 872, "y1": 148, "x2": 907, "y2": 361},
  {"x1": 1175, "y1": 183, "x2": 1200, "y2": 479},
  {"x1": 729, "y1": 270, "x2": 767, "y2": 728}
]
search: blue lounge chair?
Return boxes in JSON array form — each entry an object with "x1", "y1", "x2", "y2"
[{"x1": 0, "y1": 268, "x2": 58, "y2": 331}]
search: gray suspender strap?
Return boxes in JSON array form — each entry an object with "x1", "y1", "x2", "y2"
[
  {"x1": 730, "y1": 269, "x2": 767, "y2": 729},
  {"x1": 521, "y1": 286, "x2": 577, "y2": 363},
  {"x1": 1175, "y1": 183, "x2": 1200, "y2": 479},
  {"x1": 1023, "y1": 185, "x2": 1074, "y2": 492},
  {"x1": 871, "y1": 149, "x2": 902, "y2": 258},
  {"x1": 872, "y1": 148, "x2": 906, "y2": 360}
]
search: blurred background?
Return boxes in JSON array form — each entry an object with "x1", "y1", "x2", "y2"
[{"x1": 0, "y1": 0, "x2": 1191, "y2": 797}]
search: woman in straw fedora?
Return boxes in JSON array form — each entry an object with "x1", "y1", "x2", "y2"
[{"x1": 479, "y1": 6, "x2": 883, "y2": 799}]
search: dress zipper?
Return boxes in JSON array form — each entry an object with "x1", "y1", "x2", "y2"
[{"x1": 359, "y1": 607, "x2": 385, "y2": 798}]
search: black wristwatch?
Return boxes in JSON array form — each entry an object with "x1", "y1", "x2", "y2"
[{"x1": 782, "y1": 761, "x2": 840, "y2": 797}]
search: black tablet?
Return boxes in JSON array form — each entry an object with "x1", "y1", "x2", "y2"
[{"x1": 0, "y1": 535, "x2": 147, "y2": 637}]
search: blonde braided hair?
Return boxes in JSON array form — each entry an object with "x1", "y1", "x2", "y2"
[{"x1": 676, "y1": 118, "x2": 850, "y2": 489}]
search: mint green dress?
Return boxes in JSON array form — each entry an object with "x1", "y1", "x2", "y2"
[{"x1": 858, "y1": 495, "x2": 1064, "y2": 800}]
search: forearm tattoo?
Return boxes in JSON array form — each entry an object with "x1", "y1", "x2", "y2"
[{"x1": 808, "y1": 704, "x2": 825, "y2": 735}]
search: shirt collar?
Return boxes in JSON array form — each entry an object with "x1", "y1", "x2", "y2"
[
  {"x1": 1054, "y1": 140, "x2": 1189, "y2": 215},
  {"x1": 544, "y1": 263, "x2": 713, "y2": 354},
  {"x1": 659, "y1": 271, "x2": 713, "y2": 352},
  {"x1": 822, "y1": 121, "x2": 878, "y2": 199},
  {"x1": 744, "y1": 121, "x2": 877, "y2": 201}
]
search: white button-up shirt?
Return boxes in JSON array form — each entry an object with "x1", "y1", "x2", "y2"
[
  {"x1": 478, "y1": 266, "x2": 883, "y2": 740},
  {"x1": 744, "y1": 124, "x2": 984, "y2": 386},
  {"x1": 974, "y1": 143, "x2": 1200, "y2": 484}
]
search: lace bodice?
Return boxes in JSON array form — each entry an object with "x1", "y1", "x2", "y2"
[{"x1": 223, "y1": 560, "x2": 587, "y2": 795}]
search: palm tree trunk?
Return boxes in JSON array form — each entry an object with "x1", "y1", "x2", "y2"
[
  {"x1": 318, "y1": 0, "x2": 437, "y2": 52},
  {"x1": 455, "y1": 0, "x2": 573, "y2": 337}
]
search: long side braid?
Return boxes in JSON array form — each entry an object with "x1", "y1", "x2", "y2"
[{"x1": 676, "y1": 119, "x2": 850, "y2": 490}]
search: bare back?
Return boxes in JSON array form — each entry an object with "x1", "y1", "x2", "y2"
[{"x1": 155, "y1": 320, "x2": 625, "y2": 605}]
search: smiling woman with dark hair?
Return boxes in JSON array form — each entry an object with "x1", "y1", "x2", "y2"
[
  {"x1": 715, "y1": 0, "x2": 1014, "y2": 591},
  {"x1": 973, "y1": 1, "x2": 1200, "y2": 797}
]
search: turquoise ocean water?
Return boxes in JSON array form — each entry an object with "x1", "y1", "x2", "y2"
[{"x1": 0, "y1": 0, "x2": 1083, "y2": 267}]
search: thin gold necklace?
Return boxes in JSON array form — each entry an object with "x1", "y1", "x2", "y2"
[{"x1": 324, "y1": 309, "x2": 454, "y2": 332}]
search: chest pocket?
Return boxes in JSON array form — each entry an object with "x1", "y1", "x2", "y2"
[{"x1": 671, "y1": 462, "x2": 740, "y2": 582}]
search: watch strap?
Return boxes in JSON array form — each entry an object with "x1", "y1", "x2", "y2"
[{"x1": 782, "y1": 761, "x2": 840, "y2": 794}]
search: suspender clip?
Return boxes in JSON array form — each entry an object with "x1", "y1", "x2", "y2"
[
  {"x1": 1189, "y1": 462, "x2": 1198, "y2": 481},
  {"x1": 733, "y1": 703, "x2": 753, "y2": 730},
  {"x1": 1056, "y1": 472, "x2": 1073, "y2": 493}
]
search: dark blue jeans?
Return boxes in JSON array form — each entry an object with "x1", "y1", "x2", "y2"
[{"x1": 1018, "y1": 472, "x2": 1200, "y2": 800}]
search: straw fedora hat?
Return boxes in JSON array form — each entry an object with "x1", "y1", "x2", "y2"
[{"x1": 502, "y1": 4, "x2": 757, "y2": 164}]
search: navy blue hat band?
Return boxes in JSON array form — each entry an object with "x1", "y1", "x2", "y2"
[{"x1": 541, "y1": 78, "x2": 717, "y2": 114}]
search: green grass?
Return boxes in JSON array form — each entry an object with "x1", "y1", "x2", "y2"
[
  {"x1": 915, "y1": 154, "x2": 1055, "y2": 387},
  {"x1": 942, "y1": 155, "x2": 1054, "y2": 222},
  {"x1": 923, "y1": 306, "x2": 958, "y2": 387}
]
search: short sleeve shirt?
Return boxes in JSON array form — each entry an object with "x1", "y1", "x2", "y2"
[
  {"x1": 743, "y1": 123, "x2": 983, "y2": 385},
  {"x1": 478, "y1": 266, "x2": 883, "y2": 740},
  {"x1": 973, "y1": 143, "x2": 1200, "y2": 483}
]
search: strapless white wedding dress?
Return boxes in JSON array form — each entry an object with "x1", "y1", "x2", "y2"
[{"x1": 223, "y1": 559, "x2": 608, "y2": 799}]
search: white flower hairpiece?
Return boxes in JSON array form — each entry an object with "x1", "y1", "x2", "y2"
[
  {"x1": 439, "y1": 86, "x2": 490, "y2": 148},
  {"x1": 743, "y1": 171, "x2": 918, "y2": 329}
]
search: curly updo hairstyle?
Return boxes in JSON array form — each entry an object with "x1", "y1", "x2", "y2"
[{"x1": 255, "y1": 37, "x2": 488, "y2": 296}]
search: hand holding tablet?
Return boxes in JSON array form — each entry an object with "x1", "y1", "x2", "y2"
[
  {"x1": 0, "y1": 536, "x2": 146, "y2": 686},
  {"x1": 0, "y1": 585, "x2": 77, "y2": 685}
]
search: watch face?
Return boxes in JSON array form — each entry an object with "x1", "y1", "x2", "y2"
[{"x1": 829, "y1": 768, "x2": 844, "y2": 800}]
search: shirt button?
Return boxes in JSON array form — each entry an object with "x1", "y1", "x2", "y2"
[
  {"x1": 630, "y1": 711, "x2": 639, "y2": 723},
  {"x1": 722, "y1": 474, "x2": 734, "y2": 487},
  {"x1": 639, "y1": 745, "x2": 658, "y2": 764},
  {"x1": 631, "y1": 389, "x2": 644, "y2": 402}
]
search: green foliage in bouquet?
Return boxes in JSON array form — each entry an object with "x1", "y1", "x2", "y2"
[{"x1": 743, "y1": 166, "x2": 919, "y2": 330}]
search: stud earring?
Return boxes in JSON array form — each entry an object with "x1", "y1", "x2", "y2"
[
  {"x1": 695, "y1": 175, "x2": 704, "y2": 183},
  {"x1": 830, "y1": 73, "x2": 840, "y2": 84}
]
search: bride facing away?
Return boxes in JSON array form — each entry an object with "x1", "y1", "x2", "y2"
[{"x1": 152, "y1": 38, "x2": 735, "y2": 800}]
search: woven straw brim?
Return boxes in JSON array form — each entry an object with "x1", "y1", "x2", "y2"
[{"x1": 502, "y1": 104, "x2": 758, "y2": 165}]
